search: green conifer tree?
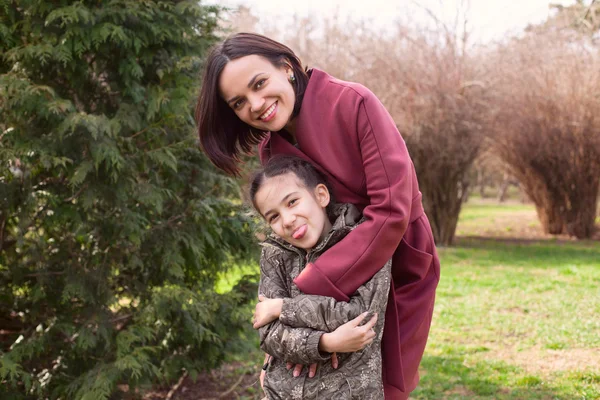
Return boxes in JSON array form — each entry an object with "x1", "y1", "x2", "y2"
[{"x1": 0, "y1": 1, "x2": 257, "y2": 398}]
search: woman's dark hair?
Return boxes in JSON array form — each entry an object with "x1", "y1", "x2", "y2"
[
  {"x1": 249, "y1": 156, "x2": 335, "y2": 218},
  {"x1": 195, "y1": 33, "x2": 310, "y2": 176}
]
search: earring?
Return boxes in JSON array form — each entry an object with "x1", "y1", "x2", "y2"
[{"x1": 289, "y1": 74, "x2": 296, "y2": 83}]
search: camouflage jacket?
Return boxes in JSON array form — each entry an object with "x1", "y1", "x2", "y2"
[{"x1": 258, "y1": 204, "x2": 392, "y2": 399}]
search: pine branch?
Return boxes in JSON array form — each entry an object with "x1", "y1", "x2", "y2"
[
  {"x1": 25, "y1": 271, "x2": 66, "y2": 278},
  {"x1": 64, "y1": 184, "x2": 88, "y2": 202},
  {"x1": 128, "y1": 116, "x2": 174, "y2": 140},
  {"x1": 110, "y1": 313, "x2": 133, "y2": 323}
]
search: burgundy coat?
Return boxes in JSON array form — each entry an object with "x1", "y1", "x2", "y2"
[{"x1": 258, "y1": 68, "x2": 440, "y2": 399}]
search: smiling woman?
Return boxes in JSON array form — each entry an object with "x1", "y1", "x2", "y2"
[
  {"x1": 196, "y1": 34, "x2": 309, "y2": 176},
  {"x1": 195, "y1": 32, "x2": 440, "y2": 400},
  {"x1": 219, "y1": 55, "x2": 296, "y2": 132}
]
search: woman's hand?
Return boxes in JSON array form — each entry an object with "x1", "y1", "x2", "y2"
[
  {"x1": 319, "y1": 312, "x2": 378, "y2": 353},
  {"x1": 286, "y1": 352, "x2": 339, "y2": 378},
  {"x1": 253, "y1": 295, "x2": 284, "y2": 329}
]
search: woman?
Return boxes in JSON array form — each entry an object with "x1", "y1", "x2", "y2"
[{"x1": 195, "y1": 32, "x2": 440, "y2": 400}]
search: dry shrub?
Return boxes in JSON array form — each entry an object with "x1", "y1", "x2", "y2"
[
  {"x1": 490, "y1": 33, "x2": 600, "y2": 238},
  {"x1": 385, "y1": 33, "x2": 489, "y2": 246}
]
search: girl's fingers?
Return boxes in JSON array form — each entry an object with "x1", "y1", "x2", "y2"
[
  {"x1": 286, "y1": 362, "x2": 293, "y2": 370},
  {"x1": 364, "y1": 313, "x2": 378, "y2": 329},
  {"x1": 349, "y1": 312, "x2": 370, "y2": 327},
  {"x1": 365, "y1": 328, "x2": 375, "y2": 340}
]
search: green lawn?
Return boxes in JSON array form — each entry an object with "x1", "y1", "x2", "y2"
[
  {"x1": 212, "y1": 201, "x2": 600, "y2": 399},
  {"x1": 415, "y1": 237, "x2": 600, "y2": 400}
]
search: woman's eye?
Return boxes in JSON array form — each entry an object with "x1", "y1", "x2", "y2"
[
  {"x1": 233, "y1": 99, "x2": 244, "y2": 109},
  {"x1": 255, "y1": 79, "x2": 266, "y2": 89},
  {"x1": 289, "y1": 199, "x2": 298, "y2": 206}
]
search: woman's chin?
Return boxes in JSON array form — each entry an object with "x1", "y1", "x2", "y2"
[{"x1": 251, "y1": 115, "x2": 289, "y2": 133}]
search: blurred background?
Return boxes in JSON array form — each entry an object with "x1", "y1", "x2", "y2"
[{"x1": 1, "y1": 1, "x2": 599, "y2": 399}]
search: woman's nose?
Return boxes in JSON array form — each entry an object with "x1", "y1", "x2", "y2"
[{"x1": 249, "y1": 95, "x2": 265, "y2": 114}]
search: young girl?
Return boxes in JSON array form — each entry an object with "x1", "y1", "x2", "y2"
[{"x1": 249, "y1": 156, "x2": 391, "y2": 399}]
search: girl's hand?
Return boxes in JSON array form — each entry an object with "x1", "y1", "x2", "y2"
[
  {"x1": 319, "y1": 312, "x2": 378, "y2": 353},
  {"x1": 253, "y1": 295, "x2": 284, "y2": 329},
  {"x1": 260, "y1": 353, "x2": 269, "y2": 389}
]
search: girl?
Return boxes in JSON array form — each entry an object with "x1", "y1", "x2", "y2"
[
  {"x1": 250, "y1": 155, "x2": 391, "y2": 399},
  {"x1": 196, "y1": 32, "x2": 440, "y2": 399}
]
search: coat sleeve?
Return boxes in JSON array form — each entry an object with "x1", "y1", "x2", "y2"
[
  {"x1": 294, "y1": 89, "x2": 417, "y2": 301},
  {"x1": 258, "y1": 247, "x2": 330, "y2": 364},
  {"x1": 279, "y1": 260, "x2": 391, "y2": 331}
]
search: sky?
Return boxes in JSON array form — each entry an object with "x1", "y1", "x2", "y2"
[{"x1": 216, "y1": 0, "x2": 578, "y2": 43}]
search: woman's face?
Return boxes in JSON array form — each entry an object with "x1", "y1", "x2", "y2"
[{"x1": 219, "y1": 55, "x2": 296, "y2": 132}]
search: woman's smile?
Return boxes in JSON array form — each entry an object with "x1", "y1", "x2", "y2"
[{"x1": 259, "y1": 101, "x2": 278, "y2": 121}]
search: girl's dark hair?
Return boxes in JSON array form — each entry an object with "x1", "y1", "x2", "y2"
[
  {"x1": 249, "y1": 156, "x2": 335, "y2": 218},
  {"x1": 195, "y1": 33, "x2": 310, "y2": 176}
]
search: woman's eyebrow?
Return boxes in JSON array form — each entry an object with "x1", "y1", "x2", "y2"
[{"x1": 247, "y1": 73, "x2": 263, "y2": 88}]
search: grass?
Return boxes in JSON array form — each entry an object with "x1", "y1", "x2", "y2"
[
  {"x1": 416, "y1": 237, "x2": 600, "y2": 399},
  {"x1": 455, "y1": 200, "x2": 543, "y2": 239},
  {"x1": 210, "y1": 200, "x2": 600, "y2": 399},
  {"x1": 413, "y1": 200, "x2": 600, "y2": 400}
]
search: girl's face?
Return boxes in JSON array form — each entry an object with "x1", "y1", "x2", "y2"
[
  {"x1": 219, "y1": 55, "x2": 296, "y2": 133},
  {"x1": 255, "y1": 172, "x2": 332, "y2": 250}
]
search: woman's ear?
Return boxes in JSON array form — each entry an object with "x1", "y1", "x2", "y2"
[
  {"x1": 282, "y1": 58, "x2": 293, "y2": 73},
  {"x1": 314, "y1": 184, "x2": 331, "y2": 208}
]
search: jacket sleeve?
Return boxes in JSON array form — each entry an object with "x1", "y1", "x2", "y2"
[
  {"x1": 294, "y1": 89, "x2": 417, "y2": 301},
  {"x1": 279, "y1": 260, "x2": 392, "y2": 331},
  {"x1": 258, "y1": 247, "x2": 330, "y2": 364}
]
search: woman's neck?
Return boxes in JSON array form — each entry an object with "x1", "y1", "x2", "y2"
[{"x1": 284, "y1": 118, "x2": 297, "y2": 139}]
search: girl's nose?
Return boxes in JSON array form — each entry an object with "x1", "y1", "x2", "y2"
[{"x1": 281, "y1": 211, "x2": 296, "y2": 228}]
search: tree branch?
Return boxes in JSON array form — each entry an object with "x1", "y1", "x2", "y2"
[
  {"x1": 166, "y1": 369, "x2": 188, "y2": 400},
  {"x1": 25, "y1": 271, "x2": 66, "y2": 278}
]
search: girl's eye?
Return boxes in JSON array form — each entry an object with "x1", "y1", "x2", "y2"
[
  {"x1": 268, "y1": 214, "x2": 279, "y2": 224},
  {"x1": 255, "y1": 79, "x2": 266, "y2": 89},
  {"x1": 289, "y1": 199, "x2": 298, "y2": 206},
  {"x1": 233, "y1": 99, "x2": 244, "y2": 109}
]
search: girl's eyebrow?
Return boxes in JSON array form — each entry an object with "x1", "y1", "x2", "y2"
[
  {"x1": 226, "y1": 73, "x2": 264, "y2": 105},
  {"x1": 263, "y1": 191, "x2": 299, "y2": 219}
]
